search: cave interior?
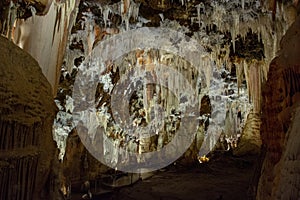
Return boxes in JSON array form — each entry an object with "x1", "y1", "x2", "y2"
[{"x1": 0, "y1": 0, "x2": 300, "y2": 199}]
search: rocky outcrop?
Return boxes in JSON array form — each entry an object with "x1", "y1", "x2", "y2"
[
  {"x1": 233, "y1": 111, "x2": 261, "y2": 156},
  {"x1": 271, "y1": 105, "x2": 300, "y2": 199},
  {"x1": 256, "y1": 14, "x2": 300, "y2": 200},
  {"x1": 0, "y1": 36, "x2": 57, "y2": 199}
]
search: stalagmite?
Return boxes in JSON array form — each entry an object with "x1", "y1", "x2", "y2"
[{"x1": 0, "y1": 36, "x2": 57, "y2": 199}]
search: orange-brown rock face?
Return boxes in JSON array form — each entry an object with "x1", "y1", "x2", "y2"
[
  {"x1": 257, "y1": 14, "x2": 300, "y2": 200},
  {"x1": 0, "y1": 36, "x2": 57, "y2": 199}
]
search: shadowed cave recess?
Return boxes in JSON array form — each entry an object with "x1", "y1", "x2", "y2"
[{"x1": 1, "y1": 0, "x2": 300, "y2": 199}]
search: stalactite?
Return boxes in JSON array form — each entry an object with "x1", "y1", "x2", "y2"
[
  {"x1": 234, "y1": 58, "x2": 245, "y2": 96},
  {"x1": 195, "y1": 3, "x2": 201, "y2": 28},
  {"x1": 121, "y1": 0, "x2": 130, "y2": 15},
  {"x1": 202, "y1": 55, "x2": 212, "y2": 89},
  {"x1": 212, "y1": 4, "x2": 226, "y2": 32},
  {"x1": 13, "y1": 0, "x2": 80, "y2": 94},
  {"x1": 243, "y1": 60, "x2": 250, "y2": 101},
  {"x1": 248, "y1": 60, "x2": 262, "y2": 113},
  {"x1": 29, "y1": 6, "x2": 37, "y2": 24},
  {"x1": 102, "y1": 6, "x2": 111, "y2": 28},
  {"x1": 6, "y1": 1, "x2": 18, "y2": 41},
  {"x1": 231, "y1": 11, "x2": 239, "y2": 53},
  {"x1": 181, "y1": 0, "x2": 185, "y2": 6}
]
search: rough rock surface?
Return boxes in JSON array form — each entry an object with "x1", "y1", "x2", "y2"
[
  {"x1": 271, "y1": 105, "x2": 300, "y2": 199},
  {"x1": 62, "y1": 129, "x2": 110, "y2": 185},
  {"x1": 233, "y1": 111, "x2": 261, "y2": 156},
  {"x1": 0, "y1": 36, "x2": 57, "y2": 199},
  {"x1": 257, "y1": 14, "x2": 300, "y2": 200}
]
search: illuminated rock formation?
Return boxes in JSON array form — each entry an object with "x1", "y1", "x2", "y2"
[
  {"x1": 0, "y1": 36, "x2": 58, "y2": 199},
  {"x1": 257, "y1": 13, "x2": 300, "y2": 200},
  {"x1": 0, "y1": 0, "x2": 299, "y2": 198}
]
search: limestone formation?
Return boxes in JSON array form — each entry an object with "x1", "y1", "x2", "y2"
[
  {"x1": 0, "y1": 0, "x2": 299, "y2": 198},
  {"x1": 0, "y1": 36, "x2": 57, "y2": 200},
  {"x1": 257, "y1": 14, "x2": 300, "y2": 200}
]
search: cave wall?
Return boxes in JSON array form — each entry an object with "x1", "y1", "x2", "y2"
[
  {"x1": 257, "y1": 13, "x2": 300, "y2": 200},
  {"x1": 0, "y1": 36, "x2": 58, "y2": 199},
  {"x1": 12, "y1": 0, "x2": 80, "y2": 95},
  {"x1": 62, "y1": 129, "x2": 110, "y2": 186}
]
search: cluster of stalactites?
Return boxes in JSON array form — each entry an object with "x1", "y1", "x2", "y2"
[
  {"x1": 193, "y1": 1, "x2": 297, "y2": 75},
  {"x1": 100, "y1": 0, "x2": 140, "y2": 31},
  {"x1": 64, "y1": 0, "x2": 141, "y2": 73},
  {"x1": 1, "y1": 1, "x2": 21, "y2": 40},
  {"x1": 80, "y1": 49, "x2": 208, "y2": 167},
  {"x1": 233, "y1": 58, "x2": 265, "y2": 113},
  {"x1": 0, "y1": 1, "x2": 38, "y2": 40},
  {"x1": 190, "y1": 1, "x2": 297, "y2": 113},
  {"x1": 112, "y1": 49, "x2": 202, "y2": 113}
]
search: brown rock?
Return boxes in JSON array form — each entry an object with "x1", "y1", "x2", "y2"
[
  {"x1": 256, "y1": 14, "x2": 300, "y2": 200},
  {"x1": 0, "y1": 36, "x2": 58, "y2": 199}
]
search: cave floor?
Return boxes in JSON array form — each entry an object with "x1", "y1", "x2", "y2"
[{"x1": 74, "y1": 153, "x2": 258, "y2": 200}]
